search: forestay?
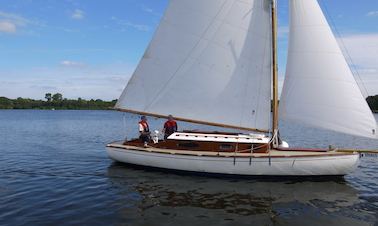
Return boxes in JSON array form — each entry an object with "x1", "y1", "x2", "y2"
[
  {"x1": 116, "y1": 0, "x2": 273, "y2": 132},
  {"x1": 280, "y1": 0, "x2": 377, "y2": 139}
]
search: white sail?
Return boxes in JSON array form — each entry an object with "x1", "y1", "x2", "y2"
[
  {"x1": 116, "y1": 0, "x2": 273, "y2": 132},
  {"x1": 280, "y1": 0, "x2": 377, "y2": 139}
]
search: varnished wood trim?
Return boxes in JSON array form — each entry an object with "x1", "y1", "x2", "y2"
[{"x1": 336, "y1": 149, "x2": 378, "y2": 154}]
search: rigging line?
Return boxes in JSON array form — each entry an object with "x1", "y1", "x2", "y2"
[
  {"x1": 319, "y1": 0, "x2": 370, "y2": 98},
  {"x1": 144, "y1": 0, "x2": 232, "y2": 111}
]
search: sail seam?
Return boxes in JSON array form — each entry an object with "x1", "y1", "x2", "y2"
[
  {"x1": 281, "y1": 102, "x2": 371, "y2": 113},
  {"x1": 282, "y1": 113, "x2": 376, "y2": 135},
  {"x1": 284, "y1": 76, "x2": 363, "y2": 85},
  {"x1": 289, "y1": 51, "x2": 344, "y2": 54}
]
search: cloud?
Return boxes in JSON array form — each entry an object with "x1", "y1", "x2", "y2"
[
  {"x1": 29, "y1": 85, "x2": 58, "y2": 91},
  {"x1": 278, "y1": 26, "x2": 289, "y2": 38},
  {"x1": 142, "y1": 7, "x2": 154, "y2": 14},
  {"x1": 123, "y1": 22, "x2": 150, "y2": 32},
  {"x1": 340, "y1": 34, "x2": 378, "y2": 68},
  {"x1": 338, "y1": 33, "x2": 378, "y2": 96},
  {"x1": 0, "y1": 11, "x2": 34, "y2": 34},
  {"x1": 71, "y1": 9, "x2": 85, "y2": 20},
  {"x1": 366, "y1": 11, "x2": 378, "y2": 17},
  {"x1": 111, "y1": 16, "x2": 150, "y2": 32},
  {"x1": 141, "y1": 5, "x2": 161, "y2": 17},
  {"x1": 0, "y1": 11, "x2": 30, "y2": 25},
  {"x1": 0, "y1": 62, "x2": 133, "y2": 100},
  {"x1": 0, "y1": 21, "x2": 16, "y2": 33},
  {"x1": 60, "y1": 60, "x2": 85, "y2": 67}
]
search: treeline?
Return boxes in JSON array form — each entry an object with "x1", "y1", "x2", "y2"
[
  {"x1": 0, "y1": 93, "x2": 377, "y2": 112},
  {"x1": 367, "y1": 95, "x2": 378, "y2": 113},
  {"x1": 0, "y1": 93, "x2": 117, "y2": 110}
]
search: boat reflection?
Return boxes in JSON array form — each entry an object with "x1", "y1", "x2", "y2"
[{"x1": 106, "y1": 162, "x2": 366, "y2": 225}]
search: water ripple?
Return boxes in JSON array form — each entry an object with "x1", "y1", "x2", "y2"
[{"x1": 0, "y1": 110, "x2": 377, "y2": 226}]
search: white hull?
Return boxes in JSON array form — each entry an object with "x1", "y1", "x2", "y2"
[{"x1": 106, "y1": 145, "x2": 360, "y2": 176}]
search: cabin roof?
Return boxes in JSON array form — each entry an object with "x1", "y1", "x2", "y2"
[{"x1": 167, "y1": 132, "x2": 270, "y2": 144}]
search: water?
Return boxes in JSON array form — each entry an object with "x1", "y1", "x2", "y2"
[{"x1": 0, "y1": 110, "x2": 377, "y2": 226}]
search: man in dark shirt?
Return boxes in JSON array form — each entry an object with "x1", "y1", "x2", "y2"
[{"x1": 163, "y1": 115, "x2": 178, "y2": 140}]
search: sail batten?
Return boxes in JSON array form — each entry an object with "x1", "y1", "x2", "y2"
[
  {"x1": 280, "y1": 0, "x2": 377, "y2": 139},
  {"x1": 116, "y1": 0, "x2": 273, "y2": 131}
]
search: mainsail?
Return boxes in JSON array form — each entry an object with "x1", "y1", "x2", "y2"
[
  {"x1": 116, "y1": 0, "x2": 273, "y2": 132},
  {"x1": 280, "y1": 0, "x2": 377, "y2": 138}
]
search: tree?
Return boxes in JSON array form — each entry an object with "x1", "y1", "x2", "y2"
[
  {"x1": 0, "y1": 94, "x2": 117, "y2": 110},
  {"x1": 52, "y1": 93, "x2": 63, "y2": 102},
  {"x1": 45, "y1": 93, "x2": 52, "y2": 102},
  {"x1": 367, "y1": 95, "x2": 378, "y2": 112},
  {"x1": 0, "y1": 97, "x2": 13, "y2": 109}
]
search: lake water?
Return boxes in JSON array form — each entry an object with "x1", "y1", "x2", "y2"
[{"x1": 0, "y1": 110, "x2": 377, "y2": 226}]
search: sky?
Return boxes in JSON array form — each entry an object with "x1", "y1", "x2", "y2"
[{"x1": 0, "y1": 0, "x2": 377, "y2": 100}]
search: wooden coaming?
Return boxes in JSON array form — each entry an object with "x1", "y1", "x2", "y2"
[{"x1": 124, "y1": 138, "x2": 269, "y2": 153}]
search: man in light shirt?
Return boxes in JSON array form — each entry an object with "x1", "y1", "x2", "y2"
[{"x1": 139, "y1": 115, "x2": 151, "y2": 147}]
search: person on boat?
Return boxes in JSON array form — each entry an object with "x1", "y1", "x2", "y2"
[
  {"x1": 139, "y1": 115, "x2": 151, "y2": 147},
  {"x1": 163, "y1": 115, "x2": 178, "y2": 140}
]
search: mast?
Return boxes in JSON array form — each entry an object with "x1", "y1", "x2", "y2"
[{"x1": 271, "y1": 0, "x2": 279, "y2": 140}]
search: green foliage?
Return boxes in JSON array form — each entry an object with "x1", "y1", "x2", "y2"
[
  {"x1": 45, "y1": 93, "x2": 52, "y2": 102},
  {"x1": 0, "y1": 97, "x2": 14, "y2": 109},
  {"x1": 0, "y1": 93, "x2": 117, "y2": 110},
  {"x1": 1, "y1": 93, "x2": 377, "y2": 112},
  {"x1": 52, "y1": 93, "x2": 63, "y2": 102},
  {"x1": 367, "y1": 95, "x2": 378, "y2": 113}
]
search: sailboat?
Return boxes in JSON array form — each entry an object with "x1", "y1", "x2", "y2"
[{"x1": 107, "y1": 0, "x2": 377, "y2": 176}]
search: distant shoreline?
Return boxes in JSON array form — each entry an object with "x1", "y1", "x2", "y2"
[
  {"x1": 1, "y1": 94, "x2": 378, "y2": 112},
  {"x1": 0, "y1": 94, "x2": 117, "y2": 110},
  {"x1": 0, "y1": 108, "x2": 115, "y2": 111}
]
